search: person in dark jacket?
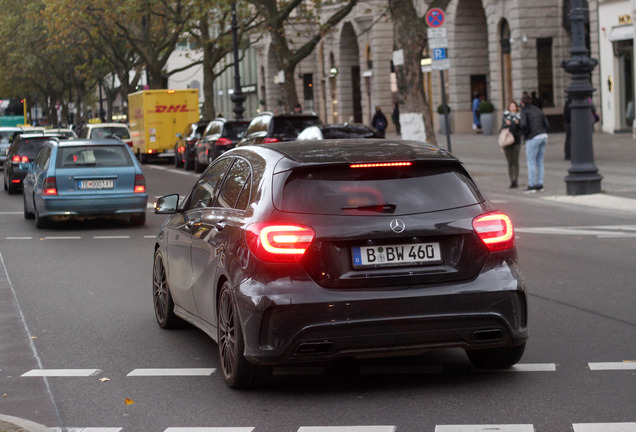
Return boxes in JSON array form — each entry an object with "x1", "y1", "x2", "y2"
[
  {"x1": 501, "y1": 100, "x2": 522, "y2": 188},
  {"x1": 371, "y1": 106, "x2": 388, "y2": 138},
  {"x1": 520, "y1": 93, "x2": 550, "y2": 193}
]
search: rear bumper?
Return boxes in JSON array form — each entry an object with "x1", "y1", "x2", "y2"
[
  {"x1": 38, "y1": 193, "x2": 148, "y2": 218},
  {"x1": 235, "y1": 256, "x2": 528, "y2": 365}
]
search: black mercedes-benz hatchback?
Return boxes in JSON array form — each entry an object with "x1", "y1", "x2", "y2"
[{"x1": 153, "y1": 139, "x2": 528, "y2": 389}]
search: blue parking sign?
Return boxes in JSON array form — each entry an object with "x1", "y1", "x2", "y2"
[{"x1": 433, "y1": 48, "x2": 447, "y2": 60}]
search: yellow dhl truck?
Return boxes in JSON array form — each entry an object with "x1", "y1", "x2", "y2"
[{"x1": 128, "y1": 89, "x2": 200, "y2": 162}]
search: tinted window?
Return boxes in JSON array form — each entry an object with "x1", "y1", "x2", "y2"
[
  {"x1": 222, "y1": 123, "x2": 248, "y2": 139},
  {"x1": 278, "y1": 163, "x2": 483, "y2": 215},
  {"x1": 0, "y1": 131, "x2": 19, "y2": 143},
  {"x1": 271, "y1": 116, "x2": 321, "y2": 138},
  {"x1": 34, "y1": 146, "x2": 52, "y2": 169},
  {"x1": 17, "y1": 138, "x2": 52, "y2": 158},
  {"x1": 90, "y1": 127, "x2": 130, "y2": 140},
  {"x1": 188, "y1": 158, "x2": 232, "y2": 209},
  {"x1": 216, "y1": 159, "x2": 251, "y2": 210},
  {"x1": 56, "y1": 145, "x2": 133, "y2": 167},
  {"x1": 321, "y1": 126, "x2": 378, "y2": 139}
]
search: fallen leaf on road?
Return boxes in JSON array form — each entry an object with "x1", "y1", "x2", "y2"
[
  {"x1": 99, "y1": 377, "x2": 111, "y2": 382},
  {"x1": 125, "y1": 398, "x2": 135, "y2": 405}
]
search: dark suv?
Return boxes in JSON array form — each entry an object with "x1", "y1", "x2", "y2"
[
  {"x1": 194, "y1": 118, "x2": 248, "y2": 172},
  {"x1": 174, "y1": 121, "x2": 210, "y2": 170},
  {"x1": 3, "y1": 133, "x2": 65, "y2": 194},
  {"x1": 236, "y1": 112, "x2": 321, "y2": 147}
]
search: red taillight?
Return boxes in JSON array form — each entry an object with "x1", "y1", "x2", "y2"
[
  {"x1": 350, "y1": 162, "x2": 412, "y2": 168},
  {"x1": 263, "y1": 137, "x2": 280, "y2": 143},
  {"x1": 216, "y1": 137, "x2": 232, "y2": 146},
  {"x1": 134, "y1": 174, "x2": 146, "y2": 193},
  {"x1": 13, "y1": 155, "x2": 28, "y2": 163},
  {"x1": 473, "y1": 212, "x2": 515, "y2": 252},
  {"x1": 43, "y1": 177, "x2": 57, "y2": 196},
  {"x1": 246, "y1": 223, "x2": 315, "y2": 263},
  {"x1": 147, "y1": 149, "x2": 154, "y2": 154}
]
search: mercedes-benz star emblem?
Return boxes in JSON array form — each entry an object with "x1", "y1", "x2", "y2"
[{"x1": 390, "y1": 219, "x2": 405, "y2": 233}]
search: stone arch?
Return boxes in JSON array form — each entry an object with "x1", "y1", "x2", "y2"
[{"x1": 339, "y1": 22, "x2": 362, "y2": 123}]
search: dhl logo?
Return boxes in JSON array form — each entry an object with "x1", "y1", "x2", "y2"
[{"x1": 150, "y1": 105, "x2": 193, "y2": 113}]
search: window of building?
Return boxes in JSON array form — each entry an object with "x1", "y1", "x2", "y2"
[{"x1": 536, "y1": 38, "x2": 554, "y2": 107}]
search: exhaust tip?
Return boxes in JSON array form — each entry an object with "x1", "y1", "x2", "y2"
[{"x1": 472, "y1": 329, "x2": 504, "y2": 342}]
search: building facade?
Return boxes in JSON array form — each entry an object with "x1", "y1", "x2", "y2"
[{"x1": 254, "y1": 0, "x2": 602, "y2": 136}]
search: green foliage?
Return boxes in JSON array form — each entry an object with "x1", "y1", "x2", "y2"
[
  {"x1": 478, "y1": 100, "x2": 495, "y2": 114},
  {"x1": 437, "y1": 104, "x2": 451, "y2": 114}
]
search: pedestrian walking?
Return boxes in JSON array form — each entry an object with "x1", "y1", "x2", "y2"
[
  {"x1": 392, "y1": 102, "x2": 401, "y2": 135},
  {"x1": 500, "y1": 100, "x2": 522, "y2": 188},
  {"x1": 520, "y1": 93, "x2": 550, "y2": 193},
  {"x1": 472, "y1": 93, "x2": 482, "y2": 133},
  {"x1": 371, "y1": 106, "x2": 388, "y2": 138}
]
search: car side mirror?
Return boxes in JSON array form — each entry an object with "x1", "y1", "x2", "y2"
[{"x1": 154, "y1": 194, "x2": 180, "y2": 214}]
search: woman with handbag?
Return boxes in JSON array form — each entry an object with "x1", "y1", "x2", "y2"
[{"x1": 500, "y1": 100, "x2": 522, "y2": 188}]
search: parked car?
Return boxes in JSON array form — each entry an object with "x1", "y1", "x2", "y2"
[
  {"x1": 174, "y1": 121, "x2": 210, "y2": 170},
  {"x1": 3, "y1": 133, "x2": 66, "y2": 194},
  {"x1": 194, "y1": 118, "x2": 248, "y2": 173},
  {"x1": 296, "y1": 123, "x2": 383, "y2": 140},
  {"x1": 152, "y1": 139, "x2": 528, "y2": 389},
  {"x1": 22, "y1": 139, "x2": 148, "y2": 228},
  {"x1": 78, "y1": 123, "x2": 132, "y2": 147},
  {"x1": 236, "y1": 112, "x2": 321, "y2": 147},
  {"x1": 0, "y1": 126, "x2": 23, "y2": 168}
]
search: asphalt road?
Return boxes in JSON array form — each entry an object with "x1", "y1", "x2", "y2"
[{"x1": 1, "y1": 147, "x2": 635, "y2": 432}]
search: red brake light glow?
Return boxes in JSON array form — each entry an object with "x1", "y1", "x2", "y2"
[
  {"x1": 473, "y1": 212, "x2": 515, "y2": 252},
  {"x1": 43, "y1": 177, "x2": 57, "y2": 196},
  {"x1": 216, "y1": 137, "x2": 232, "y2": 146},
  {"x1": 246, "y1": 223, "x2": 315, "y2": 263},
  {"x1": 350, "y1": 162, "x2": 412, "y2": 169},
  {"x1": 13, "y1": 155, "x2": 29, "y2": 163},
  {"x1": 263, "y1": 137, "x2": 280, "y2": 143},
  {"x1": 134, "y1": 174, "x2": 146, "y2": 193}
]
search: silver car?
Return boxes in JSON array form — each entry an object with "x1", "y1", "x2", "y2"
[{"x1": 0, "y1": 127, "x2": 22, "y2": 168}]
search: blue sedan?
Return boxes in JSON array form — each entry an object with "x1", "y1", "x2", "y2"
[{"x1": 22, "y1": 139, "x2": 148, "y2": 228}]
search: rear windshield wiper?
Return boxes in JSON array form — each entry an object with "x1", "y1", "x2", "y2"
[
  {"x1": 66, "y1": 162, "x2": 97, "y2": 167},
  {"x1": 341, "y1": 203, "x2": 397, "y2": 213}
]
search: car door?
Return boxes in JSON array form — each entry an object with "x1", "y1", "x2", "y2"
[
  {"x1": 164, "y1": 157, "x2": 233, "y2": 315},
  {"x1": 24, "y1": 145, "x2": 51, "y2": 210},
  {"x1": 191, "y1": 157, "x2": 252, "y2": 326}
]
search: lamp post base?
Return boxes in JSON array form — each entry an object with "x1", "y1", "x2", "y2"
[{"x1": 564, "y1": 173, "x2": 603, "y2": 195}]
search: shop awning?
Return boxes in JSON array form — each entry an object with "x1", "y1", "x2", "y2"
[{"x1": 609, "y1": 25, "x2": 634, "y2": 42}]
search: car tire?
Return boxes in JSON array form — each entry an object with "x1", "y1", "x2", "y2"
[
  {"x1": 152, "y1": 250, "x2": 182, "y2": 329},
  {"x1": 130, "y1": 212, "x2": 146, "y2": 226},
  {"x1": 218, "y1": 281, "x2": 272, "y2": 389},
  {"x1": 34, "y1": 203, "x2": 50, "y2": 229},
  {"x1": 7, "y1": 178, "x2": 18, "y2": 195},
  {"x1": 3, "y1": 176, "x2": 7, "y2": 191},
  {"x1": 194, "y1": 156, "x2": 204, "y2": 173},
  {"x1": 23, "y1": 193, "x2": 34, "y2": 219},
  {"x1": 466, "y1": 342, "x2": 526, "y2": 369},
  {"x1": 184, "y1": 154, "x2": 194, "y2": 171}
]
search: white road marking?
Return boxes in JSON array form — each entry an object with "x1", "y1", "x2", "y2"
[
  {"x1": 144, "y1": 235, "x2": 156, "y2": 239},
  {"x1": 127, "y1": 368, "x2": 216, "y2": 376},
  {"x1": 165, "y1": 429, "x2": 254, "y2": 432},
  {"x1": 473, "y1": 363, "x2": 556, "y2": 372},
  {"x1": 435, "y1": 426, "x2": 535, "y2": 432},
  {"x1": 0, "y1": 211, "x2": 22, "y2": 215},
  {"x1": 147, "y1": 164, "x2": 198, "y2": 176},
  {"x1": 50, "y1": 429, "x2": 123, "y2": 432},
  {"x1": 298, "y1": 427, "x2": 396, "y2": 432},
  {"x1": 93, "y1": 236, "x2": 130, "y2": 239},
  {"x1": 21, "y1": 369, "x2": 101, "y2": 377},
  {"x1": 42, "y1": 236, "x2": 82, "y2": 240},
  {"x1": 516, "y1": 225, "x2": 636, "y2": 238},
  {"x1": 5, "y1": 237, "x2": 33, "y2": 240},
  {"x1": 588, "y1": 362, "x2": 636, "y2": 371},
  {"x1": 573, "y1": 423, "x2": 636, "y2": 432}
]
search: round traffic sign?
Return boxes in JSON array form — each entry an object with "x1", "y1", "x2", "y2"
[{"x1": 425, "y1": 8, "x2": 445, "y2": 28}]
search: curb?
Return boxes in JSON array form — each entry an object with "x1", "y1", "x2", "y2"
[{"x1": 0, "y1": 415, "x2": 49, "y2": 432}]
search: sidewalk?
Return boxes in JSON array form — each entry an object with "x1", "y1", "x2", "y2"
[
  {"x1": 387, "y1": 130, "x2": 636, "y2": 212},
  {"x1": 0, "y1": 416, "x2": 48, "y2": 432}
]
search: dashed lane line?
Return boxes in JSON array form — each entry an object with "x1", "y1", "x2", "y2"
[
  {"x1": 573, "y1": 423, "x2": 636, "y2": 432},
  {"x1": 435, "y1": 426, "x2": 534, "y2": 432},
  {"x1": 589, "y1": 362, "x2": 636, "y2": 371},
  {"x1": 21, "y1": 369, "x2": 102, "y2": 377},
  {"x1": 474, "y1": 363, "x2": 557, "y2": 372},
  {"x1": 127, "y1": 368, "x2": 216, "y2": 376},
  {"x1": 165, "y1": 428, "x2": 254, "y2": 432},
  {"x1": 50, "y1": 429, "x2": 122, "y2": 432},
  {"x1": 297, "y1": 427, "x2": 396, "y2": 432}
]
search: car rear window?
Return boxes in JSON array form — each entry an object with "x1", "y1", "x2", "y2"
[
  {"x1": 222, "y1": 123, "x2": 248, "y2": 139},
  {"x1": 56, "y1": 145, "x2": 133, "y2": 168},
  {"x1": 322, "y1": 126, "x2": 378, "y2": 139},
  {"x1": 90, "y1": 127, "x2": 130, "y2": 140},
  {"x1": 271, "y1": 117, "x2": 321, "y2": 138},
  {"x1": 277, "y1": 163, "x2": 484, "y2": 215},
  {"x1": 17, "y1": 138, "x2": 52, "y2": 158}
]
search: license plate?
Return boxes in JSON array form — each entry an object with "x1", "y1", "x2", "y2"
[
  {"x1": 352, "y1": 242, "x2": 441, "y2": 268},
  {"x1": 79, "y1": 179, "x2": 114, "y2": 190}
]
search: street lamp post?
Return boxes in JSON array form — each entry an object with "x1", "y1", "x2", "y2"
[
  {"x1": 231, "y1": 2, "x2": 246, "y2": 120},
  {"x1": 561, "y1": 0, "x2": 602, "y2": 195}
]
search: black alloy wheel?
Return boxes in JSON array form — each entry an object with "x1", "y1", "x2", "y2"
[
  {"x1": 152, "y1": 250, "x2": 181, "y2": 329},
  {"x1": 217, "y1": 281, "x2": 271, "y2": 389},
  {"x1": 174, "y1": 148, "x2": 183, "y2": 168},
  {"x1": 466, "y1": 342, "x2": 526, "y2": 369}
]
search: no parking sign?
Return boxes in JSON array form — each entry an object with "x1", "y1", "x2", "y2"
[{"x1": 425, "y1": 8, "x2": 445, "y2": 28}]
